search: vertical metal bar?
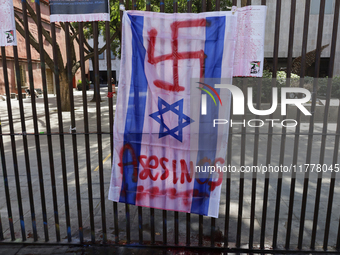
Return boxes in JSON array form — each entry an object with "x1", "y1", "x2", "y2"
[
  {"x1": 173, "y1": 0, "x2": 178, "y2": 13},
  {"x1": 199, "y1": 215, "x2": 203, "y2": 246},
  {"x1": 260, "y1": 0, "x2": 281, "y2": 250},
  {"x1": 297, "y1": 0, "x2": 326, "y2": 250},
  {"x1": 138, "y1": 206, "x2": 143, "y2": 244},
  {"x1": 104, "y1": 20, "x2": 119, "y2": 245},
  {"x1": 51, "y1": 23, "x2": 72, "y2": 242},
  {"x1": 184, "y1": 1, "x2": 193, "y2": 248},
  {"x1": 249, "y1": 170, "x2": 256, "y2": 248},
  {"x1": 174, "y1": 211, "x2": 179, "y2": 245},
  {"x1": 224, "y1": 97, "x2": 233, "y2": 248},
  {"x1": 132, "y1": 0, "x2": 137, "y2": 10},
  {"x1": 93, "y1": 21, "x2": 107, "y2": 243},
  {"x1": 150, "y1": 208, "x2": 155, "y2": 244},
  {"x1": 146, "y1": 0, "x2": 151, "y2": 11},
  {"x1": 120, "y1": 0, "x2": 124, "y2": 26},
  {"x1": 211, "y1": 218, "x2": 215, "y2": 247},
  {"x1": 247, "y1": 0, "x2": 251, "y2": 5},
  {"x1": 172, "y1": 0, "x2": 178, "y2": 246},
  {"x1": 13, "y1": 44, "x2": 39, "y2": 241},
  {"x1": 113, "y1": 203, "x2": 119, "y2": 244},
  {"x1": 1, "y1": 47, "x2": 26, "y2": 242},
  {"x1": 0, "y1": 214, "x2": 3, "y2": 241},
  {"x1": 64, "y1": 22, "x2": 83, "y2": 243},
  {"x1": 232, "y1": 0, "x2": 236, "y2": 6},
  {"x1": 35, "y1": 0, "x2": 60, "y2": 242},
  {"x1": 13, "y1": 48, "x2": 39, "y2": 242},
  {"x1": 187, "y1": 0, "x2": 192, "y2": 12},
  {"x1": 323, "y1": 1, "x2": 340, "y2": 250},
  {"x1": 215, "y1": 0, "x2": 220, "y2": 11},
  {"x1": 105, "y1": 21, "x2": 113, "y2": 172},
  {"x1": 251, "y1": 6, "x2": 265, "y2": 241},
  {"x1": 125, "y1": 204, "x2": 131, "y2": 244},
  {"x1": 210, "y1": 0, "x2": 221, "y2": 247},
  {"x1": 22, "y1": 0, "x2": 49, "y2": 241},
  {"x1": 285, "y1": 0, "x2": 311, "y2": 249},
  {"x1": 119, "y1": 1, "x2": 129, "y2": 245},
  {"x1": 201, "y1": 0, "x2": 206, "y2": 12},
  {"x1": 78, "y1": 22, "x2": 95, "y2": 243},
  {"x1": 236, "y1": 79, "x2": 247, "y2": 248},
  {"x1": 336, "y1": 138, "x2": 340, "y2": 249},
  {"x1": 159, "y1": 0, "x2": 166, "y2": 246},
  {"x1": 160, "y1": 0, "x2": 164, "y2": 12},
  {"x1": 249, "y1": 80, "x2": 261, "y2": 248},
  {"x1": 0, "y1": 118, "x2": 15, "y2": 241},
  {"x1": 272, "y1": 0, "x2": 295, "y2": 249},
  {"x1": 186, "y1": 213, "x2": 190, "y2": 246},
  {"x1": 163, "y1": 210, "x2": 167, "y2": 244},
  {"x1": 308, "y1": 0, "x2": 326, "y2": 250}
]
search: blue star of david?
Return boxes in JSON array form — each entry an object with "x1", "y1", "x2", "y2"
[{"x1": 149, "y1": 97, "x2": 194, "y2": 142}]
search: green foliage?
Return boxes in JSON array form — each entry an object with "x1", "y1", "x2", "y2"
[
  {"x1": 317, "y1": 76, "x2": 340, "y2": 99},
  {"x1": 77, "y1": 79, "x2": 90, "y2": 91},
  {"x1": 237, "y1": 71, "x2": 340, "y2": 102}
]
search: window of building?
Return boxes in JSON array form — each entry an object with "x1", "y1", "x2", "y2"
[
  {"x1": 15, "y1": 64, "x2": 27, "y2": 88},
  {"x1": 111, "y1": 51, "x2": 116, "y2": 60},
  {"x1": 98, "y1": 52, "x2": 105, "y2": 60},
  {"x1": 311, "y1": 0, "x2": 335, "y2": 14}
]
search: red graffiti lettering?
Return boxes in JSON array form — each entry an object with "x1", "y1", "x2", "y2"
[
  {"x1": 139, "y1": 155, "x2": 160, "y2": 181},
  {"x1": 180, "y1": 159, "x2": 194, "y2": 184},
  {"x1": 118, "y1": 145, "x2": 223, "y2": 191},
  {"x1": 136, "y1": 186, "x2": 194, "y2": 205},
  {"x1": 160, "y1": 157, "x2": 169, "y2": 180},
  {"x1": 147, "y1": 19, "x2": 207, "y2": 92},
  {"x1": 172, "y1": 160, "x2": 179, "y2": 184},
  {"x1": 118, "y1": 144, "x2": 139, "y2": 182}
]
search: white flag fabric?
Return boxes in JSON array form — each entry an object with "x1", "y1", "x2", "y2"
[
  {"x1": 109, "y1": 7, "x2": 266, "y2": 218},
  {"x1": 0, "y1": 0, "x2": 17, "y2": 47}
]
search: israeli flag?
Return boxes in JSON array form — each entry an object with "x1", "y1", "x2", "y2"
[{"x1": 109, "y1": 8, "x2": 266, "y2": 217}]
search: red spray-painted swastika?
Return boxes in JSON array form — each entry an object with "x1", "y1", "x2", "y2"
[{"x1": 147, "y1": 19, "x2": 207, "y2": 92}]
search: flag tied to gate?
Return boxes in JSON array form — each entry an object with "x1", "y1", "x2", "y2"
[
  {"x1": 0, "y1": 0, "x2": 17, "y2": 47},
  {"x1": 109, "y1": 7, "x2": 267, "y2": 217}
]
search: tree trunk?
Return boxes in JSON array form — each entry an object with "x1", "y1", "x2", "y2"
[
  {"x1": 90, "y1": 81, "x2": 102, "y2": 102},
  {"x1": 60, "y1": 70, "x2": 71, "y2": 111},
  {"x1": 90, "y1": 56, "x2": 102, "y2": 102}
]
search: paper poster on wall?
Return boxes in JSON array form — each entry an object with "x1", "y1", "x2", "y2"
[
  {"x1": 49, "y1": 0, "x2": 110, "y2": 23},
  {"x1": 108, "y1": 6, "x2": 267, "y2": 218},
  {"x1": 0, "y1": 0, "x2": 17, "y2": 47}
]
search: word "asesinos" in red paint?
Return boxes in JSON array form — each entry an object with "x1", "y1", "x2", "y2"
[{"x1": 118, "y1": 144, "x2": 224, "y2": 191}]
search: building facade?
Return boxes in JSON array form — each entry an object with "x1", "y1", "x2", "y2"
[
  {"x1": 250, "y1": 0, "x2": 339, "y2": 77},
  {"x1": 87, "y1": 36, "x2": 121, "y2": 86},
  {"x1": 0, "y1": 0, "x2": 89, "y2": 96}
]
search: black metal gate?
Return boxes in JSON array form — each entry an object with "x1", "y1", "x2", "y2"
[{"x1": 1, "y1": 0, "x2": 340, "y2": 253}]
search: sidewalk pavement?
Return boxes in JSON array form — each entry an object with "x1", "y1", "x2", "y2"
[
  {"x1": 0, "y1": 87, "x2": 340, "y2": 249},
  {"x1": 0, "y1": 244, "x2": 167, "y2": 255}
]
